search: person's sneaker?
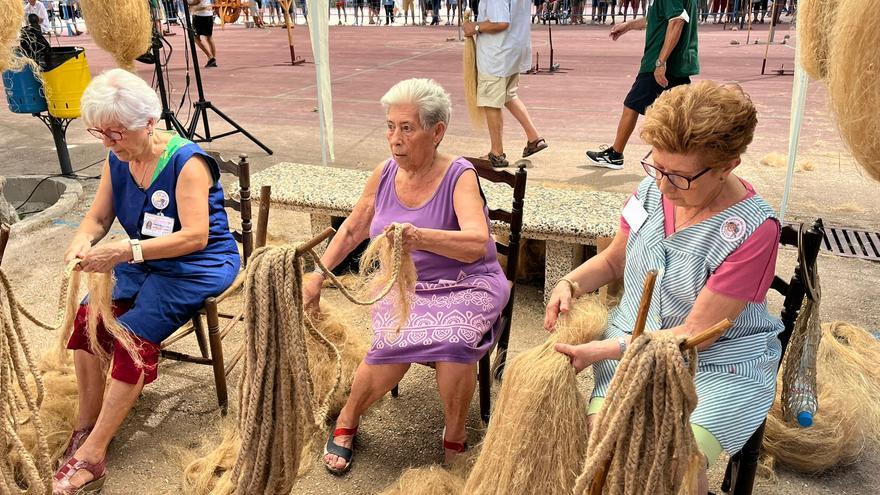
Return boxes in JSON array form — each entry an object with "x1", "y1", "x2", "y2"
[
  {"x1": 205, "y1": 58, "x2": 217, "y2": 68},
  {"x1": 585, "y1": 146, "x2": 624, "y2": 170}
]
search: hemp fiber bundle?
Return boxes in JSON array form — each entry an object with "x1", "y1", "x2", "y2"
[
  {"x1": 796, "y1": 0, "x2": 838, "y2": 80},
  {"x1": 79, "y1": 0, "x2": 152, "y2": 71},
  {"x1": 379, "y1": 465, "x2": 466, "y2": 495},
  {"x1": 573, "y1": 331, "x2": 701, "y2": 495},
  {"x1": 0, "y1": 0, "x2": 24, "y2": 73},
  {"x1": 462, "y1": 10, "x2": 485, "y2": 131},
  {"x1": 462, "y1": 297, "x2": 608, "y2": 495},
  {"x1": 825, "y1": 0, "x2": 880, "y2": 182},
  {"x1": 763, "y1": 322, "x2": 880, "y2": 473}
]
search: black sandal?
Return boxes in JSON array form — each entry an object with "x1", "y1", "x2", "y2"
[
  {"x1": 323, "y1": 426, "x2": 358, "y2": 475},
  {"x1": 522, "y1": 137, "x2": 549, "y2": 158},
  {"x1": 483, "y1": 152, "x2": 509, "y2": 168}
]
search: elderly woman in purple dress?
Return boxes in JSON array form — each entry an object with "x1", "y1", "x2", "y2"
[{"x1": 303, "y1": 78, "x2": 510, "y2": 474}]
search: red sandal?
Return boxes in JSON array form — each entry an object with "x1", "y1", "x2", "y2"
[
  {"x1": 55, "y1": 427, "x2": 93, "y2": 469},
  {"x1": 52, "y1": 456, "x2": 106, "y2": 495}
]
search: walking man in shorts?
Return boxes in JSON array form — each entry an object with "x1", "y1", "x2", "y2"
[
  {"x1": 189, "y1": 0, "x2": 218, "y2": 67},
  {"x1": 585, "y1": 0, "x2": 698, "y2": 169},
  {"x1": 464, "y1": 0, "x2": 548, "y2": 168}
]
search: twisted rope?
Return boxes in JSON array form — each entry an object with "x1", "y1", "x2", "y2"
[{"x1": 574, "y1": 331, "x2": 702, "y2": 495}]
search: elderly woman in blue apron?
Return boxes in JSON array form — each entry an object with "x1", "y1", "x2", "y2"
[
  {"x1": 545, "y1": 81, "x2": 782, "y2": 493},
  {"x1": 53, "y1": 69, "x2": 239, "y2": 495}
]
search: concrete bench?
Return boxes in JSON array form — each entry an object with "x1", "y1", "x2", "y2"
[{"x1": 251, "y1": 163, "x2": 627, "y2": 302}]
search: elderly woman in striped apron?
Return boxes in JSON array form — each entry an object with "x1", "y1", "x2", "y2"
[{"x1": 545, "y1": 80, "x2": 783, "y2": 493}]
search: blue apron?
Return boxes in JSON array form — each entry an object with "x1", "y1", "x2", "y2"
[{"x1": 106, "y1": 136, "x2": 240, "y2": 343}]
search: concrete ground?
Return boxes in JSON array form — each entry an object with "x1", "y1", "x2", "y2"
[{"x1": 1, "y1": 14, "x2": 878, "y2": 495}]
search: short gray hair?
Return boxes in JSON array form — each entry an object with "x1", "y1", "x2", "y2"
[
  {"x1": 380, "y1": 78, "x2": 452, "y2": 129},
  {"x1": 80, "y1": 69, "x2": 161, "y2": 130}
]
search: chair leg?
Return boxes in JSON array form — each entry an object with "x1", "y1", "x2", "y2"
[
  {"x1": 479, "y1": 354, "x2": 491, "y2": 423},
  {"x1": 205, "y1": 299, "x2": 228, "y2": 416},
  {"x1": 192, "y1": 315, "x2": 209, "y2": 359},
  {"x1": 493, "y1": 317, "x2": 513, "y2": 381},
  {"x1": 722, "y1": 453, "x2": 737, "y2": 493},
  {"x1": 391, "y1": 385, "x2": 399, "y2": 398},
  {"x1": 727, "y1": 421, "x2": 766, "y2": 495}
]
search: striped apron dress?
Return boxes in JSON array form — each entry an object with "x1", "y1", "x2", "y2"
[{"x1": 591, "y1": 177, "x2": 784, "y2": 454}]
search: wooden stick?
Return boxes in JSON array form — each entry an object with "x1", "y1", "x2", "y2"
[
  {"x1": 295, "y1": 227, "x2": 335, "y2": 257},
  {"x1": 681, "y1": 319, "x2": 733, "y2": 351},
  {"x1": 631, "y1": 270, "x2": 658, "y2": 340}
]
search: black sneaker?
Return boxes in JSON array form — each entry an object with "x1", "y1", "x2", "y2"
[
  {"x1": 205, "y1": 58, "x2": 217, "y2": 68},
  {"x1": 585, "y1": 146, "x2": 624, "y2": 170}
]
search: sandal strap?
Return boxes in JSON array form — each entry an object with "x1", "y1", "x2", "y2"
[
  {"x1": 333, "y1": 426, "x2": 358, "y2": 437},
  {"x1": 54, "y1": 456, "x2": 106, "y2": 483},
  {"x1": 443, "y1": 438, "x2": 467, "y2": 453},
  {"x1": 325, "y1": 429, "x2": 354, "y2": 461}
]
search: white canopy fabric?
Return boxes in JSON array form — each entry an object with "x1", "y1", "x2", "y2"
[{"x1": 306, "y1": 0, "x2": 335, "y2": 164}]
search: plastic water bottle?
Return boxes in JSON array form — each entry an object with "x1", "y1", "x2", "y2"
[{"x1": 786, "y1": 317, "x2": 821, "y2": 427}]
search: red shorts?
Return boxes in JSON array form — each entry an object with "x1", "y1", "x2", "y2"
[{"x1": 66, "y1": 301, "x2": 161, "y2": 385}]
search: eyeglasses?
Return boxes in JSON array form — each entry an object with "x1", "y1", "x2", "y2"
[
  {"x1": 641, "y1": 150, "x2": 712, "y2": 190},
  {"x1": 87, "y1": 128, "x2": 126, "y2": 141}
]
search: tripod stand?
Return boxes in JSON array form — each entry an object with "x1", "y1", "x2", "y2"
[{"x1": 179, "y1": 2, "x2": 273, "y2": 154}]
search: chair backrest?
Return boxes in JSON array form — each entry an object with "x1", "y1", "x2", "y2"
[
  {"x1": 206, "y1": 151, "x2": 271, "y2": 267},
  {"x1": 463, "y1": 156, "x2": 528, "y2": 286},
  {"x1": 770, "y1": 218, "x2": 824, "y2": 359}
]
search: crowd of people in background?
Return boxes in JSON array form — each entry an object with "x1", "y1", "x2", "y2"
[{"x1": 20, "y1": 0, "x2": 798, "y2": 35}]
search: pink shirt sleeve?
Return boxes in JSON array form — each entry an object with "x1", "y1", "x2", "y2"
[{"x1": 706, "y1": 219, "x2": 781, "y2": 303}]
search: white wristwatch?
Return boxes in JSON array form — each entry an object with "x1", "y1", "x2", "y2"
[
  {"x1": 129, "y1": 238, "x2": 144, "y2": 264},
  {"x1": 474, "y1": 23, "x2": 480, "y2": 34}
]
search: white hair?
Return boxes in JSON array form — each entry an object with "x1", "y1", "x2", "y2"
[
  {"x1": 380, "y1": 78, "x2": 452, "y2": 129},
  {"x1": 80, "y1": 69, "x2": 161, "y2": 130}
]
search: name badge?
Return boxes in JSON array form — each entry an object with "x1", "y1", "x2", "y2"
[
  {"x1": 141, "y1": 212, "x2": 175, "y2": 238},
  {"x1": 622, "y1": 196, "x2": 648, "y2": 234}
]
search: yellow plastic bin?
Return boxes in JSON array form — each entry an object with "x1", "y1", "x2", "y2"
[{"x1": 43, "y1": 47, "x2": 91, "y2": 119}]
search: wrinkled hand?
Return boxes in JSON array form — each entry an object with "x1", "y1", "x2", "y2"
[
  {"x1": 463, "y1": 21, "x2": 477, "y2": 37},
  {"x1": 654, "y1": 65, "x2": 668, "y2": 88},
  {"x1": 384, "y1": 223, "x2": 421, "y2": 252},
  {"x1": 610, "y1": 21, "x2": 630, "y2": 41},
  {"x1": 553, "y1": 341, "x2": 602, "y2": 373},
  {"x1": 303, "y1": 272, "x2": 324, "y2": 310},
  {"x1": 79, "y1": 240, "x2": 131, "y2": 273},
  {"x1": 63, "y1": 237, "x2": 92, "y2": 269},
  {"x1": 544, "y1": 282, "x2": 574, "y2": 331}
]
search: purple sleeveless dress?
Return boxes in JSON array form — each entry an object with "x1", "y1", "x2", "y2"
[{"x1": 366, "y1": 157, "x2": 511, "y2": 365}]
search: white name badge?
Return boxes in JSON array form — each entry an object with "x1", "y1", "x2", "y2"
[
  {"x1": 141, "y1": 212, "x2": 175, "y2": 238},
  {"x1": 622, "y1": 196, "x2": 649, "y2": 234}
]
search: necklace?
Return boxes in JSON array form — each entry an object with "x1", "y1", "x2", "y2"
[{"x1": 674, "y1": 185, "x2": 724, "y2": 232}]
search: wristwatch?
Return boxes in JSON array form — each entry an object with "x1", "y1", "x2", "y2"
[
  {"x1": 474, "y1": 23, "x2": 481, "y2": 34},
  {"x1": 655, "y1": 58, "x2": 666, "y2": 69},
  {"x1": 128, "y1": 238, "x2": 144, "y2": 264}
]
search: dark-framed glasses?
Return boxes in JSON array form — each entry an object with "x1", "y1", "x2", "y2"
[
  {"x1": 641, "y1": 150, "x2": 712, "y2": 191},
  {"x1": 87, "y1": 128, "x2": 125, "y2": 141}
]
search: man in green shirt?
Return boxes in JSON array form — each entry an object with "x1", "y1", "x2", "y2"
[{"x1": 586, "y1": 0, "x2": 698, "y2": 170}]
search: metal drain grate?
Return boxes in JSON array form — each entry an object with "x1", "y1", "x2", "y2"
[{"x1": 820, "y1": 226, "x2": 880, "y2": 261}]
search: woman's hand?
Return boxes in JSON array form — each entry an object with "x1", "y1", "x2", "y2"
[
  {"x1": 79, "y1": 240, "x2": 132, "y2": 273},
  {"x1": 303, "y1": 272, "x2": 324, "y2": 310},
  {"x1": 553, "y1": 341, "x2": 605, "y2": 373},
  {"x1": 384, "y1": 223, "x2": 422, "y2": 252},
  {"x1": 64, "y1": 236, "x2": 92, "y2": 267},
  {"x1": 544, "y1": 280, "x2": 575, "y2": 332}
]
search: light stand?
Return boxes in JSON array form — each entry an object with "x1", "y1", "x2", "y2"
[
  {"x1": 180, "y1": 2, "x2": 273, "y2": 154},
  {"x1": 146, "y1": 3, "x2": 189, "y2": 136}
]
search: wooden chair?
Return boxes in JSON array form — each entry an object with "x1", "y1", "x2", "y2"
[
  {"x1": 390, "y1": 157, "x2": 528, "y2": 424},
  {"x1": 720, "y1": 218, "x2": 824, "y2": 495},
  {"x1": 159, "y1": 152, "x2": 272, "y2": 416}
]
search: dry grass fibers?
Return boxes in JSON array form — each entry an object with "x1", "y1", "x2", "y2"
[
  {"x1": 378, "y1": 465, "x2": 466, "y2": 495},
  {"x1": 825, "y1": 0, "x2": 880, "y2": 182},
  {"x1": 573, "y1": 331, "x2": 702, "y2": 495},
  {"x1": 0, "y1": 0, "x2": 24, "y2": 73},
  {"x1": 462, "y1": 10, "x2": 485, "y2": 131},
  {"x1": 760, "y1": 152, "x2": 787, "y2": 168},
  {"x1": 796, "y1": 0, "x2": 838, "y2": 80},
  {"x1": 763, "y1": 322, "x2": 880, "y2": 474},
  {"x1": 79, "y1": 0, "x2": 152, "y2": 71},
  {"x1": 182, "y1": 254, "x2": 369, "y2": 494},
  {"x1": 462, "y1": 297, "x2": 608, "y2": 495}
]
